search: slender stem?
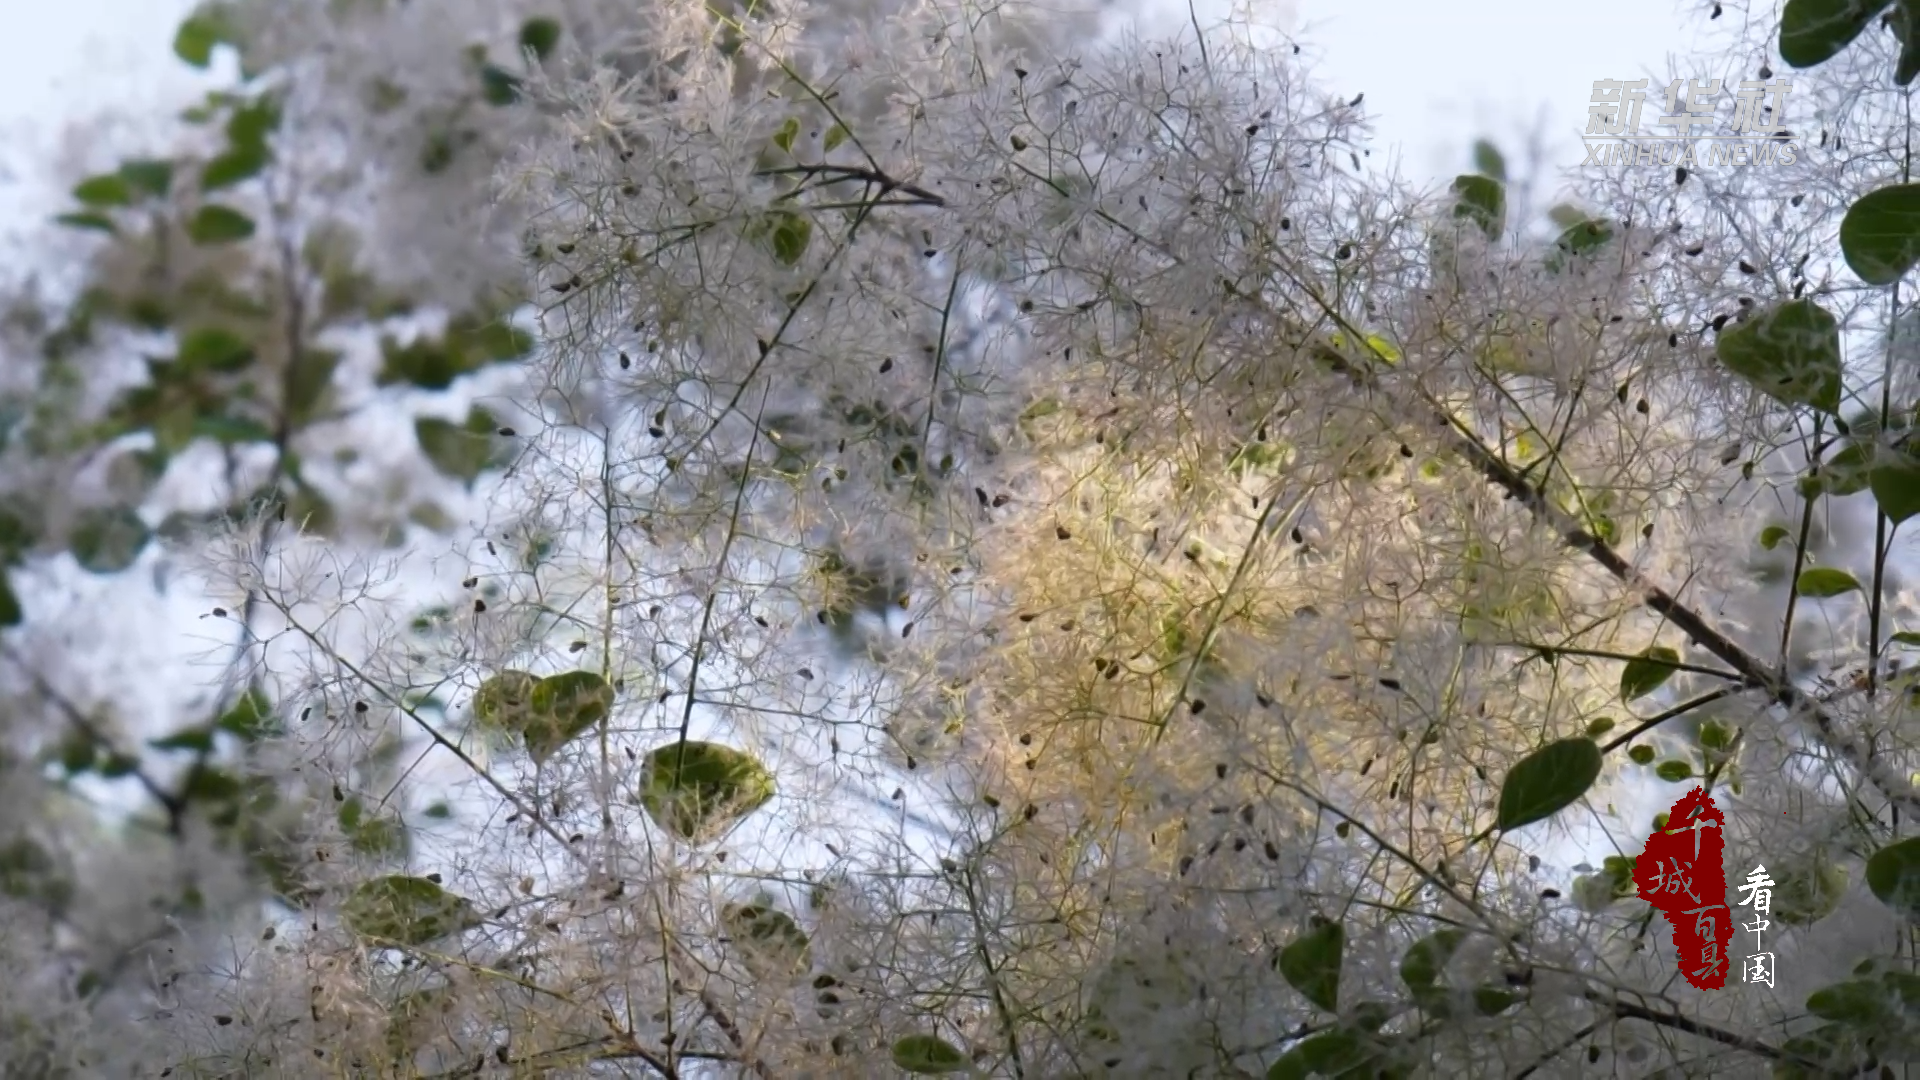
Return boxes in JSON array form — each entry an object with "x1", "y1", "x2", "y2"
[
  {"x1": 1600, "y1": 686, "x2": 1749, "y2": 754},
  {"x1": 1777, "y1": 414, "x2": 1827, "y2": 672},
  {"x1": 1601, "y1": 996, "x2": 1816, "y2": 1068}
]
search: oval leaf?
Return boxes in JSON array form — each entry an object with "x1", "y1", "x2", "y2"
[
  {"x1": 721, "y1": 903, "x2": 811, "y2": 979},
  {"x1": 70, "y1": 508, "x2": 150, "y2": 574},
  {"x1": 1871, "y1": 449, "x2": 1920, "y2": 524},
  {"x1": 187, "y1": 204, "x2": 256, "y2": 244},
  {"x1": 638, "y1": 741, "x2": 776, "y2": 841},
  {"x1": 72, "y1": 174, "x2": 133, "y2": 208},
  {"x1": 1495, "y1": 737, "x2": 1602, "y2": 831},
  {"x1": 473, "y1": 670, "x2": 539, "y2": 733},
  {"x1": 1277, "y1": 916, "x2": 1344, "y2": 1012},
  {"x1": 1776, "y1": 861, "x2": 1847, "y2": 926},
  {"x1": 1266, "y1": 1031, "x2": 1381, "y2": 1080},
  {"x1": 1398, "y1": 928, "x2": 1464, "y2": 990},
  {"x1": 519, "y1": 17, "x2": 562, "y2": 60},
  {"x1": 1867, "y1": 836, "x2": 1920, "y2": 919},
  {"x1": 891, "y1": 1034, "x2": 969, "y2": 1074},
  {"x1": 1715, "y1": 298, "x2": 1843, "y2": 415},
  {"x1": 1449, "y1": 174, "x2": 1505, "y2": 240},
  {"x1": 1841, "y1": 183, "x2": 1920, "y2": 285},
  {"x1": 524, "y1": 670, "x2": 614, "y2": 762},
  {"x1": 1620, "y1": 645, "x2": 1681, "y2": 702},
  {"x1": 178, "y1": 326, "x2": 255, "y2": 373},
  {"x1": 1796, "y1": 567, "x2": 1862, "y2": 598},
  {"x1": 1779, "y1": 0, "x2": 1890, "y2": 68},
  {"x1": 341, "y1": 875, "x2": 475, "y2": 946}
]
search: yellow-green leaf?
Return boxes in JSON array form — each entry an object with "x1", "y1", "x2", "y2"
[
  {"x1": 721, "y1": 902, "x2": 811, "y2": 978},
  {"x1": 341, "y1": 875, "x2": 475, "y2": 946},
  {"x1": 1621, "y1": 646, "x2": 1681, "y2": 702},
  {"x1": 1796, "y1": 567, "x2": 1862, "y2": 598},
  {"x1": 638, "y1": 741, "x2": 776, "y2": 841},
  {"x1": 772, "y1": 117, "x2": 800, "y2": 153},
  {"x1": 1716, "y1": 298, "x2": 1844, "y2": 415},
  {"x1": 892, "y1": 1034, "x2": 969, "y2": 1074},
  {"x1": 523, "y1": 670, "x2": 614, "y2": 762}
]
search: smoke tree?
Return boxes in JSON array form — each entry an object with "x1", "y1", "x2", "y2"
[{"x1": 10, "y1": 0, "x2": 1920, "y2": 1075}]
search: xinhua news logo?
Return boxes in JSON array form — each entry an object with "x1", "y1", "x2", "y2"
[{"x1": 1584, "y1": 78, "x2": 1801, "y2": 167}]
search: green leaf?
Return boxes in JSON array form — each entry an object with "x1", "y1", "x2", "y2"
[
  {"x1": 347, "y1": 813, "x2": 406, "y2": 857},
  {"x1": 1841, "y1": 183, "x2": 1920, "y2": 285},
  {"x1": 744, "y1": 208, "x2": 812, "y2": 266},
  {"x1": 1495, "y1": 737, "x2": 1602, "y2": 831},
  {"x1": 890, "y1": 1034, "x2": 969, "y2": 1074},
  {"x1": 1620, "y1": 645, "x2": 1681, "y2": 701},
  {"x1": 1545, "y1": 219, "x2": 1614, "y2": 272},
  {"x1": 1802, "y1": 442, "x2": 1874, "y2": 498},
  {"x1": 54, "y1": 212, "x2": 116, "y2": 233},
  {"x1": 70, "y1": 508, "x2": 150, "y2": 573},
  {"x1": 1806, "y1": 978, "x2": 1898, "y2": 1024},
  {"x1": 1472, "y1": 139, "x2": 1507, "y2": 181},
  {"x1": 1698, "y1": 719, "x2": 1737, "y2": 750},
  {"x1": 186, "y1": 204, "x2": 255, "y2": 244},
  {"x1": 0, "y1": 572, "x2": 18, "y2": 627},
  {"x1": 1472, "y1": 987, "x2": 1518, "y2": 1015},
  {"x1": 201, "y1": 143, "x2": 269, "y2": 191},
  {"x1": 73, "y1": 174, "x2": 134, "y2": 207},
  {"x1": 1796, "y1": 567, "x2": 1862, "y2": 598},
  {"x1": 341, "y1": 875, "x2": 476, "y2": 946},
  {"x1": 473, "y1": 670, "x2": 539, "y2": 732},
  {"x1": 479, "y1": 65, "x2": 523, "y2": 106},
  {"x1": 773, "y1": 117, "x2": 800, "y2": 153},
  {"x1": 1546, "y1": 203, "x2": 1586, "y2": 229},
  {"x1": 524, "y1": 670, "x2": 614, "y2": 762},
  {"x1": 1866, "y1": 835, "x2": 1920, "y2": 918},
  {"x1": 193, "y1": 414, "x2": 273, "y2": 445},
  {"x1": 1893, "y1": 631, "x2": 1920, "y2": 647},
  {"x1": 1585, "y1": 716, "x2": 1616, "y2": 737},
  {"x1": 1759, "y1": 525, "x2": 1792, "y2": 550},
  {"x1": 1628, "y1": 744, "x2": 1656, "y2": 765},
  {"x1": 1897, "y1": 0, "x2": 1920, "y2": 84},
  {"x1": 225, "y1": 96, "x2": 280, "y2": 147},
  {"x1": 216, "y1": 688, "x2": 276, "y2": 739},
  {"x1": 118, "y1": 159, "x2": 174, "y2": 199},
  {"x1": 1449, "y1": 174, "x2": 1505, "y2": 240},
  {"x1": 177, "y1": 326, "x2": 254, "y2": 372},
  {"x1": 1399, "y1": 928, "x2": 1464, "y2": 990},
  {"x1": 721, "y1": 902, "x2": 811, "y2": 978},
  {"x1": 415, "y1": 415, "x2": 493, "y2": 485},
  {"x1": 1655, "y1": 759, "x2": 1693, "y2": 782},
  {"x1": 519, "y1": 17, "x2": 562, "y2": 61},
  {"x1": 1277, "y1": 916, "x2": 1344, "y2": 1012},
  {"x1": 1776, "y1": 860, "x2": 1848, "y2": 926},
  {"x1": 286, "y1": 349, "x2": 340, "y2": 424},
  {"x1": 1265, "y1": 1031, "x2": 1383, "y2": 1080},
  {"x1": 824, "y1": 123, "x2": 849, "y2": 151},
  {"x1": 1871, "y1": 445, "x2": 1920, "y2": 523},
  {"x1": 638, "y1": 740, "x2": 777, "y2": 841},
  {"x1": 173, "y1": 12, "x2": 233, "y2": 67},
  {"x1": 149, "y1": 727, "x2": 215, "y2": 753},
  {"x1": 1715, "y1": 298, "x2": 1844, "y2": 415},
  {"x1": 1779, "y1": 0, "x2": 1892, "y2": 69}
]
